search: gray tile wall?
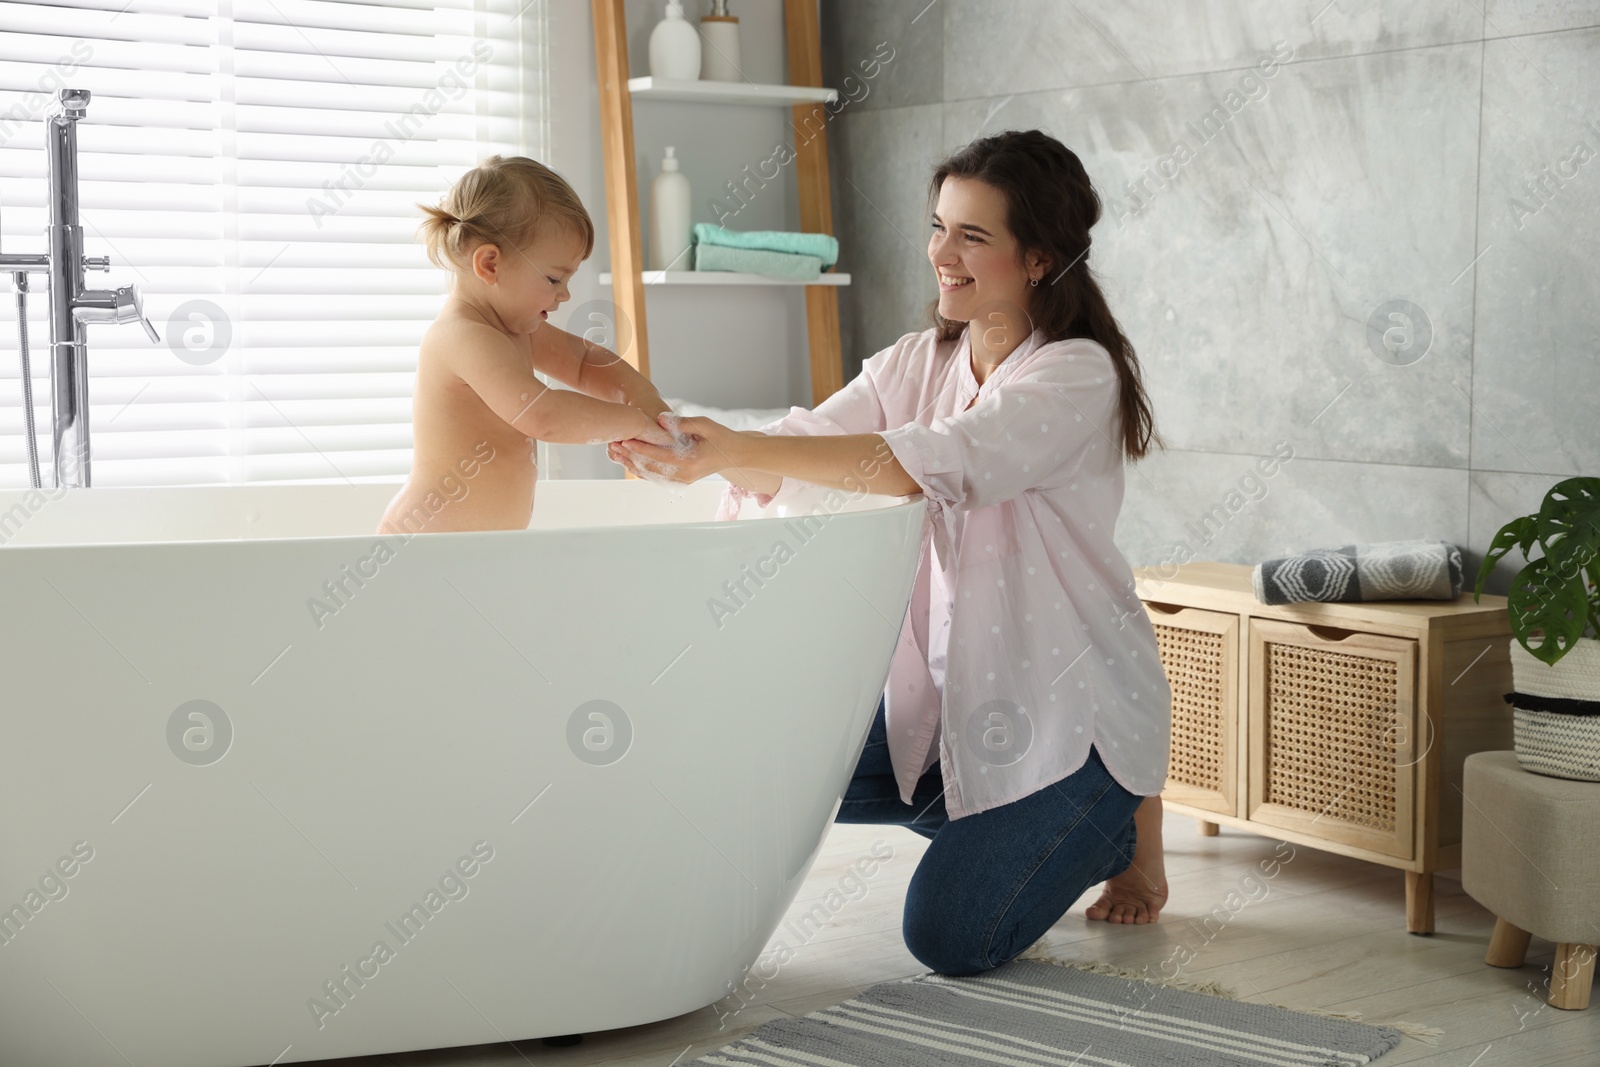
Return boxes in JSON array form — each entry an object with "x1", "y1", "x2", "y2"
[{"x1": 819, "y1": 0, "x2": 1600, "y2": 591}]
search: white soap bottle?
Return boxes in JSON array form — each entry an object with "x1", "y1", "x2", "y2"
[
  {"x1": 650, "y1": 146, "x2": 692, "y2": 271},
  {"x1": 700, "y1": 0, "x2": 742, "y2": 82},
  {"x1": 648, "y1": 0, "x2": 702, "y2": 81}
]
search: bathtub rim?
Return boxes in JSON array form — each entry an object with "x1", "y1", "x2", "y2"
[{"x1": 0, "y1": 481, "x2": 929, "y2": 552}]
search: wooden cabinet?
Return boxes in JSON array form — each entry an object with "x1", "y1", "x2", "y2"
[{"x1": 1135, "y1": 562, "x2": 1514, "y2": 934}]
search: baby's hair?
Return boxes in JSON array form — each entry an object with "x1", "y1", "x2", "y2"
[{"x1": 417, "y1": 155, "x2": 595, "y2": 272}]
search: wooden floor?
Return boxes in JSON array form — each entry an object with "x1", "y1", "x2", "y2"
[{"x1": 308, "y1": 817, "x2": 1598, "y2": 1067}]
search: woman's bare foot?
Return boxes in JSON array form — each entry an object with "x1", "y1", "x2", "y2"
[{"x1": 1085, "y1": 795, "x2": 1168, "y2": 924}]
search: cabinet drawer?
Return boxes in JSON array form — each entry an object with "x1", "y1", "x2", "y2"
[
  {"x1": 1247, "y1": 619, "x2": 1418, "y2": 859},
  {"x1": 1144, "y1": 601, "x2": 1240, "y2": 818}
]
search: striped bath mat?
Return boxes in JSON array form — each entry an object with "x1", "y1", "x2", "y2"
[{"x1": 693, "y1": 959, "x2": 1402, "y2": 1066}]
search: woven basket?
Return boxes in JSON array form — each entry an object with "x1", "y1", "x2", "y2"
[{"x1": 1508, "y1": 636, "x2": 1600, "y2": 781}]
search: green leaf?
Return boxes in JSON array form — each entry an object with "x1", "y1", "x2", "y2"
[
  {"x1": 1506, "y1": 556, "x2": 1591, "y2": 665},
  {"x1": 1473, "y1": 514, "x2": 1538, "y2": 601},
  {"x1": 1538, "y1": 476, "x2": 1600, "y2": 579}
]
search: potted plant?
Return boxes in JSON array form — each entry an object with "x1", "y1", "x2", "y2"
[{"x1": 1473, "y1": 476, "x2": 1600, "y2": 780}]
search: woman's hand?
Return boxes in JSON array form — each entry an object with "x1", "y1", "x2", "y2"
[
  {"x1": 609, "y1": 413, "x2": 741, "y2": 484},
  {"x1": 617, "y1": 406, "x2": 677, "y2": 448}
]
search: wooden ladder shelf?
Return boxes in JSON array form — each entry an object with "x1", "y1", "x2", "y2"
[{"x1": 590, "y1": 0, "x2": 845, "y2": 406}]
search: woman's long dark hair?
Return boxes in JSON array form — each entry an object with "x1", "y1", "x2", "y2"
[{"x1": 927, "y1": 130, "x2": 1162, "y2": 462}]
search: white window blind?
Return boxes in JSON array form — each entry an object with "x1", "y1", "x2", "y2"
[{"x1": 0, "y1": 0, "x2": 546, "y2": 486}]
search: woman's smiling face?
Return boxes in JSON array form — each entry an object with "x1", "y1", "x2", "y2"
[{"x1": 928, "y1": 176, "x2": 1041, "y2": 323}]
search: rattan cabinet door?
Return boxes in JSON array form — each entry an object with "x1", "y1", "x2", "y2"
[
  {"x1": 1246, "y1": 619, "x2": 1418, "y2": 859},
  {"x1": 1145, "y1": 602, "x2": 1240, "y2": 817}
]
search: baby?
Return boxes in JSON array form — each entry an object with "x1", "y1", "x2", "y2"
[{"x1": 379, "y1": 155, "x2": 677, "y2": 535}]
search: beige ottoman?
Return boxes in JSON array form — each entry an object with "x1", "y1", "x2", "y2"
[{"x1": 1462, "y1": 751, "x2": 1600, "y2": 1009}]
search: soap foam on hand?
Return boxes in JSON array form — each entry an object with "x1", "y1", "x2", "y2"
[
  {"x1": 630, "y1": 454, "x2": 687, "y2": 496},
  {"x1": 656, "y1": 412, "x2": 697, "y2": 460}
]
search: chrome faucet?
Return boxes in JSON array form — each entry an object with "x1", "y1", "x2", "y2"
[{"x1": 3, "y1": 88, "x2": 159, "y2": 489}]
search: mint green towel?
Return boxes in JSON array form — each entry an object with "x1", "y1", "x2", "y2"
[
  {"x1": 694, "y1": 243, "x2": 822, "y2": 280},
  {"x1": 691, "y1": 224, "x2": 838, "y2": 269}
]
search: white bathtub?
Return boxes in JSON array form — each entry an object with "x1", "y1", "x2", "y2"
[{"x1": 0, "y1": 480, "x2": 923, "y2": 1067}]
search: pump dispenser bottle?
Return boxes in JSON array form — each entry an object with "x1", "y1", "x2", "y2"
[
  {"x1": 700, "y1": 0, "x2": 742, "y2": 82},
  {"x1": 649, "y1": 146, "x2": 692, "y2": 270}
]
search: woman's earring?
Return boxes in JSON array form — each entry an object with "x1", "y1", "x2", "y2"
[{"x1": 1029, "y1": 276, "x2": 1040, "y2": 287}]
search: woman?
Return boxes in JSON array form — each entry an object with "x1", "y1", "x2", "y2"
[{"x1": 613, "y1": 130, "x2": 1172, "y2": 976}]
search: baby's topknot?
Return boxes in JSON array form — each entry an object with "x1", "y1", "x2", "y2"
[{"x1": 418, "y1": 155, "x2": 593, "y2": 272}]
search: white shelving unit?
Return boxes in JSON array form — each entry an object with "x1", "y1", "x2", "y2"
[
  {"x1": 598, "y1": 270, "x2": 851, "y2": 287},
  {"x1": 626, "y1": 76, "x2": 838, "y2": 107}
]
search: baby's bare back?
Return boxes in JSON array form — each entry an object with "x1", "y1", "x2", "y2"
[{"x1": 379, "y1": 311, "x2": 540, "y2": 534}]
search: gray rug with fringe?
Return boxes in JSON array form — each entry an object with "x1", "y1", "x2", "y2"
[{"x1": 691, "y1": 956, "x2": 1411, "y2": 1066}]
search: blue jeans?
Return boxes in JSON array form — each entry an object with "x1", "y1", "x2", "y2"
[{"x1": 835, "y1": 697, "x2": 1142, "y2": 976}]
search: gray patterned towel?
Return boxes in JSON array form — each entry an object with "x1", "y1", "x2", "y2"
[{"x1": 1252, "y1": 539, "x2": 1463, "y2": 605}]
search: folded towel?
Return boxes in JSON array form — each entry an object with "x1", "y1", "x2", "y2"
[
  {"x1": 694, "y1": 243, "x2": 822, "y2": 280},
  {"x1": 1251, "y1": 539, "x2": 1464, "y2": 605},
  {"x1": 691, "y1": 223, "x2": 839, "y2": 269}
]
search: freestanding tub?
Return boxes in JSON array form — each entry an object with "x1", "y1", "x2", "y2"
[{"x1": 0, "y1": 479, "x2": 923, "y2": 1067}]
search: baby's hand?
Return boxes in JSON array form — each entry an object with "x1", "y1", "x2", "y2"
[
  {"x1": 610, "y1": 413, "x2": 731, "y2": 485},
  {"x1": 628, "y1": 407, "x2": 679, "y2": 448},
  {"x1": 655, "y1": 411, "x2": 700, "y2": 459}
]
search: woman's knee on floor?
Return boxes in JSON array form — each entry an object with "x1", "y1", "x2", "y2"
[
  {"x1": 902, "y1": 907, "x2": 996, "y2": 977},
  {"x1": 901, "y1": 890, "x2": 1044, "y2": 977}
]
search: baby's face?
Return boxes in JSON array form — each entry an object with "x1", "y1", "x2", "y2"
[{"x1": 492, "y1": 224, "x2": 586, "y2": 332}]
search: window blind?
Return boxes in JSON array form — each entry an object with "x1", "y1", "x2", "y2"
[{"x1": 0, "y1": 0, "x2": 545, "y2": 487}]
